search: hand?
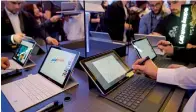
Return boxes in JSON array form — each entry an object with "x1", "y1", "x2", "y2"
[
  {"x1": 124, "y1": 23, "x2": 133, "y2": 30},
  {"x1": 157, "y1": 40, "x2": 174, "y2": 56},
  {"x1": 168, "y1": 64, "x2": 184, "y2": 69},
  {"x1": 13, "y1": 33, "x2": 25, "y2": 44},
  {"x1": 46, "y1": 37, "x2": 59, "y2": 45},
  {"x1": 50, "y1": 15, "x2": 61, "y2": 22},
  {"x1": 132, "y1": 58, "x2": 158, "y2": 79},
  {"x1": 1, "y1": 57, "x2": 10, "y2": 70},
  {"x1": 129, "y1": 6, "x2": 139, "y2": 12},
  {"x1": 186, "y1": 43, "x2": 196, "y2": 48}
]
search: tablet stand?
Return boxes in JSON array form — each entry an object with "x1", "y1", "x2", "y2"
[
  {"x1": 64, "y1": 76, "x2": 79, "y2": 90},
  {"x1": 23, "y1": 58, "x2": 36, "y2": 69},
  {"x1": 88, "y1": 77, "x2": 97, "y2": 90},
  {"x1": 32, "y1": 44, "x2": 45, "y2": 55}
]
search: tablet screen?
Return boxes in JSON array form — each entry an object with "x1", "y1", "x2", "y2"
[
  {"x1": 133, "y1": 38, "x2": 156, "y2": 59},
  {"x1": 39, "y1": 47, "x2": 77, "y2": 85},
  {"x1": 13, "y1": 40, "x2": 35, "y2": 66}
]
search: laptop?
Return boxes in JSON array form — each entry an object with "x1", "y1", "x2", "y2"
[
  {"x1": 56, "y1": 2, "x2": 81, "y2": 16},
  {"x1": 80, "y1": 50, "x2": 173, "y2": 112},
  {"x1": 2, "y1": 46, "x2": 80, "y2": 112},
  {"x1": 132, "y1": 38, "x2": 184, "y2": 68},
  {"x1": 90, "y1": 31, "x2": 126, "y2": 45},
  {"x1": 90, "y1": 31, "x2": 112, "y2": 42},
  {"x1": 1, "y1": 40, "x2": 36, "y2": 75},
  {"x1": 83, "y1": 2, "x2": 104, "y2": 12}
]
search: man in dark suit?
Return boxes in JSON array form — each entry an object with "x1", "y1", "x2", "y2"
[
  {"x1": 1, "y1": 1, "x2": 58, "y2": 52},
  {"x1": 104, "y1": 0, "x2": 132, "y2": 42}
]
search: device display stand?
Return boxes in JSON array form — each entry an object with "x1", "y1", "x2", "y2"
[
  {"x1": 23, "y1": 59, "x2": 36, "y2": 69},
  {"x1": 32, "y1": 44, "x2": 45, "y2": 55},
  {"x1": 88, "y1": 77, "x2": 97, "y2": 90},
  {"x1": 64, "y1": 76, "x2": 79, "y2": 90}
]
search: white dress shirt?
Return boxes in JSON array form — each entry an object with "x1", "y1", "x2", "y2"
[
  {"x1": 5, "y1": 7, "x2": 22, "y2": 44},
  {"x1": 63, "y1": 12, "x2": 84, "y2": 41},
  {"x1": 158, "y1": 67, "x2": 196, "y2": 112}
]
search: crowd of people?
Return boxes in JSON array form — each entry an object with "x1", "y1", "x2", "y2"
[
  {"x1": 2, "y1": 1, "x2": 196, "y2": 51},
  {"x1": 1, "y1": 1, "x2": 196, "y2": 111}
]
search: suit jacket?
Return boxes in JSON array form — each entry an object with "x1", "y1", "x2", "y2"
[
  {"x1": 172, "y1": 47, "x2": 196, "y2": 63},
  {"x1": 139, "y1": 11, "x2": 168, "y2": 34},
  {"x1": 104, "y1": 1, "x2": 128, "y2": 41},
  {"x1": 1, "y1": 9, "x2": 48, "y2": 52}
]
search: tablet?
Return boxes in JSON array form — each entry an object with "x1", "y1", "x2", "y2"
[
  {"x1": 80, "y1": 51, "x2": 130, "y2": 95},
  {"x1": 38, "y1": 46, "x2": 80, "y2": 88},
  {"x1": 12, "y1": 40, "x2": 36, "y2": 66},
  {"x1": 132, "y1": 38, "x2": 157, "y2": 60}
]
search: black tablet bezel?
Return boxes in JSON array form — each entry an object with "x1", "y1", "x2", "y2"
[
  {"x1": 80, "y1": 50, "x2": 130, "y2": 95},
  {"x1": 38, "y1": 46, "x2": 80, "y2": 88}
]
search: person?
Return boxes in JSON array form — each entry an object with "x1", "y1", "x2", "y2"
[
  {"x1": 90, "y1": 13, "x2": 101, "y2": 31},
  {"x1": 38, "y1": 1, "x2": 66, "y2": 41},
  {"x1": 63, "y1": 1, "x2": 84, "y2": 41},
  {"x1": 139, "y1": 0, "x2": 170, "y2": 34},
  {"x1": 1, "y1": 57, "x2": 10, "y2": 70},
  {"x1": 130, "y1": 1, "x2": 150, "y2": 18},
  {"x1": 23, "y1": 3, "x2": 61, "y2": 36},
  {"x1": 90, "y1": 1, "x2": 108, "y2": 32},
  {"x1": 100, "y1": 1, "x2": 109, "y2": 32},
  {"x1": 157, "y1": 40, "x2": 196, "y2": 63},
  {"x1": 132, "y1": 58, "x2": 196, "y2": 112},
  {"x1": 1, "y1": 1, "x2": 58, "y2": 52},
  {"x1": 101, "y1": 1, "x2": 108, "y2": 11},
  {"x1": 104, "y1": 0, "x2": 133, "y2": 42},
  {"x1": 152, "y1": 1, "x2": 196, "y2": 47}
]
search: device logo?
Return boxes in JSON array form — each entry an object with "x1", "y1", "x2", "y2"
[
  {"x1": 51, "y1": 58, "x2": 65, "y2": 63},
  {"x1": 179, "y1": 7, "x2": 189, "y2": 44}
]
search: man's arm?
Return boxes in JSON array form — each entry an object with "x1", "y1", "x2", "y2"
[
  {"x1": 139, "y1": 16, "x2": 148, "y2": 34},
  {"x1": 1, "y1": 35, "x2": 13, "y2": 51},
  {"x1": 132, "y1": 58, "x2": 196, "y2": 90},
  {"x1": 157, "y1": 67, "x2": 196, "y2": 89},
  {"x1": 172, "y1": 47, "x2": 196, "y2": 63},
  {"x1": 27, "y1": 12, "x2": 49, "y2": 39},
  {"x1": 42, "y1": 1, "x2": 52, "y2": 19}
]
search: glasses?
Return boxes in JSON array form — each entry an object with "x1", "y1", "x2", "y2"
[{"x1": 149, "y1": 3, "x2": 162, "y2": 8}]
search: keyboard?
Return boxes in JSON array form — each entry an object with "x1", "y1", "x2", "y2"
[
  {"x1": 14, "y1": 77, "x2": 56, "y2": 103},
  {"x1": 154, "y1": 57, "x2": 172, "y2": 68},
  {"x1": 113, "y1": 77, "x2": 156, "y2": 111}
]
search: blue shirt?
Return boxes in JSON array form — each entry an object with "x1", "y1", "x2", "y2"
[{"x1": 139, "y1": 12, "x2": 165, "y2": 34}]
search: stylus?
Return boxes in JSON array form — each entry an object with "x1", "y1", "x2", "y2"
[{"x1": 126, "y1": 56, "x2": 150, "y2": 74}]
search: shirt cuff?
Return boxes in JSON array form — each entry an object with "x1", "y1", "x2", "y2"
[
  {"x1": 11, "y1": 35, "x2": 16, "y2": 44},
  {"x1": 157, "y1": 68, "x2": 177, "y2": 85}
]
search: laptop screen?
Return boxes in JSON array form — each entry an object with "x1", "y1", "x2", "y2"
[
  {"x1": 61, "y1": 2, "x2": 76, "y2": 11},
  {"x1": 84, "y1": 52, "x2": 129, "y2": 91},
  {"x1": 12, "y1": 40, "x2": 35, "y2": 66},
  {"x1": 133, "y1": 38, "x2": 156, "y2": 60},
  {"x1": 39, "y1": 47, "x2": 79, "y2": 87}
]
